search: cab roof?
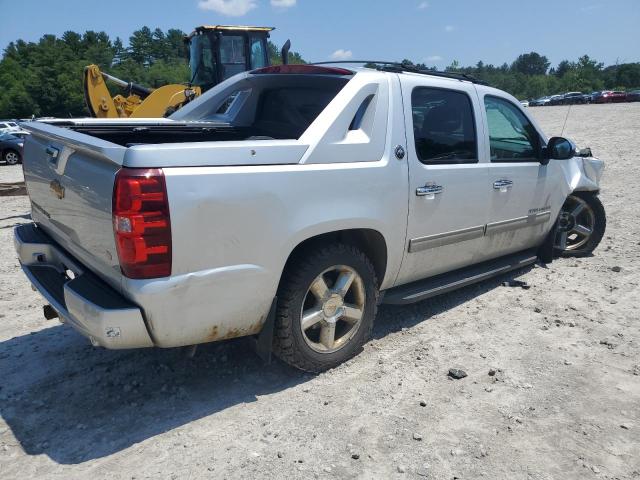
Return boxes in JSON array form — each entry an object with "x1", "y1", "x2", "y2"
[{"x1": 187, "y1": 25, "x2": 274, "y2": 39}]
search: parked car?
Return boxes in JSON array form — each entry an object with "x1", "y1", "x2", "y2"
[
  {"x1": 548, "y1": 95, "x2": 565, "y2": 106},
  {"x1": 15, "y1": 64, "x2": 606, "y2": 372},
  {"x1": 0, "y1": 132, "x2": 25, "y2": 165},
  {"x1": 561, "y1": 92, "x2": 586, "y2": 105},
  {"x1": 529, "y1": 96, "x2": 551, "y2": 107},
  {"x1": 626, "y1": 90, "x2": 640, "y2": 102},
  {"x1": 585, "y1": 91, "x2": 600, "y2": 103},
  {"x1": 0, "y1": 120, "x2": 21, "y2": 134},
  {"x1": 595, "y1": 91, "x2": 627, "y2": 103},
  {"x1": 520, "y1": 99, "x2": 529, "y2": 108}
]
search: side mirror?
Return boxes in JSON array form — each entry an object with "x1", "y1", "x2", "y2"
[{"x1": 545, "y1": 136, "x2": 576, "y2": 162}]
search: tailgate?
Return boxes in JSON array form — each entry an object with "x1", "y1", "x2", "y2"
[{"x1": 22, "y1": 121, "x2": 126, "y2": 291}]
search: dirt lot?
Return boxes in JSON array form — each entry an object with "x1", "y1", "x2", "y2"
[{"x1": 1, "y1": 103, "x2": 639, "y2": 480}]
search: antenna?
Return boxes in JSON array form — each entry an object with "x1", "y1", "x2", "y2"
[{"x1": 560, "y1": 104, "x2": 572, "y2": 137}]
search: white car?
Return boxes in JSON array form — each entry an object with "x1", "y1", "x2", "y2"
[
  {"x1": 520, "y1": 100, "x2": 529, "y2": 107},
  {"x1": 15, "y1": 64, "x2": 605, "y2": 372},
  {"x1": 0, "y1": 120, "x2": 21, "y2": 134}
]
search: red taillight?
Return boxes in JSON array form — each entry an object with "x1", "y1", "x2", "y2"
[{"x1": 113, "y1": 168, "x2": 171, "y2": 279}]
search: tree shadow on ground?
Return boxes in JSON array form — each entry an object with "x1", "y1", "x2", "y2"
[{"x1": 0, "y1": 265, "x2": 534, "y2": 464}]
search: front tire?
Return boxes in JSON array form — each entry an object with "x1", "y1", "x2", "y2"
[
  {"x1": 3, "y1": 150, "x2": 21, "y2": 165},
  {"x1": 273, "y1": 243, "x2": 378, "y2": 372},
  {"x1": 556, "y1": 192, "x2": 606, "y2": 257}
]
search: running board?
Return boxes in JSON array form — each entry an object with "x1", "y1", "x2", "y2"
[{"x1": 382, "y1": 250, "x2": 538, "y2": 305}]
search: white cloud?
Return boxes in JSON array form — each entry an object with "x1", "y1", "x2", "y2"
[
  {"x1": 198, "y1": 0, "x2": 257, "y2": 16},
  {"x1": 425, "y1": 55, "x2": 443, "y2": 62},
  {"x1": 330, "y1": 49, "x2": 353, "y2": 61},
  {"x1": 271, "y1": 0, "x2": 297, "y2": 7},
  {"x1": 444, "y1": 25, "x2": 455, "y2": 32},
  {"x1": 417, "y1": 1, "x2": 429, "y2": 9}
]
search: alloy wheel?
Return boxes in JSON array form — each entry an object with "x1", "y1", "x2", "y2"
[
  {"x1": 556, "y1": 195, "x2": 596, "y2": 251},
  {"x1": 299, "y1": 265, "x2": 366, "y2": 354},
  {"x1": 4, "y1": 151, "x2": 19, "y2": 165}
]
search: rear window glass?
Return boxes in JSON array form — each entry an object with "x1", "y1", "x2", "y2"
[{"x1": 255, "y1": 85, "x2": 345, "y2": 139}]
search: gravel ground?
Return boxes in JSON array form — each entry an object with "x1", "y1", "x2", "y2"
[{"x1": 0, "y1": 103, "x2": 639, "y2": 479}]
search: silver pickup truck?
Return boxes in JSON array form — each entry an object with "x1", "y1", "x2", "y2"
[{"x1": 15, "y1": 64, "x2": 605, "y2": 372}]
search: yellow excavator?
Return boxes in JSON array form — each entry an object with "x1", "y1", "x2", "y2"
[{"x1": 84, "y1": 25, "x2": 287, "y2": 118}]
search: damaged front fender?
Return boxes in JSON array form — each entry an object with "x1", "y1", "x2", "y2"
[{"x1": 565, "y1": 156, "x2": 605, "y2": 194}]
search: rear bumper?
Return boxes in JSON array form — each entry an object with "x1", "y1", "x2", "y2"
[{"x1": 14, "y1": 223, "x2": 154, "y2": 349}]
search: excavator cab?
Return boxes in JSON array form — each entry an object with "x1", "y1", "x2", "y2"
[{"x1": 186, "y1": 26, "x2": 274, "y2": 92}]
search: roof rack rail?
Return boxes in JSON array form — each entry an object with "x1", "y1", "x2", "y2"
[{"x1": 310, "y1": 61, "x2": 488, "y2": 86}]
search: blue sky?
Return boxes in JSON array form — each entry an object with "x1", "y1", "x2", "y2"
[{"x1": 0, "y1": 0, "x2": 638, "y2": 67}]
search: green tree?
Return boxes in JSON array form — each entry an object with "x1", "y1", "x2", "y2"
[
  {"x1": 554, "y1": 60, "x2": 572, "y2": 78},
  {"x1": 511, "y1": 52, "x2": 550, "y2": 75},
  {"x1": 129, "y1": 27, "x2": 154, "y2": 65},
  {"x1": 612, "y1": 63, "x2": 640, "y2": 88}
]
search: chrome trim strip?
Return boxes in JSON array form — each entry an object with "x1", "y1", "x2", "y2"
[
  {"x1": 409, "y1": 225, "x2": 485, "y2": 253},
  {"x1": 486, "y1": 210, "x2": 551, "y2": 235}
]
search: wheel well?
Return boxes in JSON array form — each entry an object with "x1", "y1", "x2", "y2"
[
  {"x1": 283, "y1": 229, "x2": 388, "y2": 287},
  {"x1": 571, "y1": 188, "x2": 599, "y2": 195}
]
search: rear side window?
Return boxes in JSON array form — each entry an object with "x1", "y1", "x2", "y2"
[{"x1": 411, "y1": 87, "x2": 477, "y2": 164}]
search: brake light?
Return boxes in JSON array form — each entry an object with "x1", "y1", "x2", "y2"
[{"x1": 113, "y1": 168, "x2": 171, "y2": 279}]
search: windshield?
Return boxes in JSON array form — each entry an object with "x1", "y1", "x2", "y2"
[{"x1": 189, "y1": 34, "x2": 218, "y2": 90}]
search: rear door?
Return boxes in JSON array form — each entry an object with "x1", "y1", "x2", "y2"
[
  {"x1": 479, "y1": 93, "x2": 565, "y2": 258},
  {"x1": 395, "y1": 78, "x2": 489, "y2": 286}
]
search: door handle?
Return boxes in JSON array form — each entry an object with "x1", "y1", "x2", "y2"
[
  {"x1": 493, "y1": 179, "x2": 513, "y2": 190},
  {"x1": 416, "y1": 184, "x2": 444, "y2": 197}
]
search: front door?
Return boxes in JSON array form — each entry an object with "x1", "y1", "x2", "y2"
[
  {"x1": 479, "y1": 94, "x2": 566, "y2": 258},
  {"x1": 395, "y1": 79, "x2": 489, "y2": 286}
]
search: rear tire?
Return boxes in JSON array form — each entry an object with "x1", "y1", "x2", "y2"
[
  {"x1": 556, "y1": 192, "x2": 606, "y2": 257},
  {"x1": 273, "y1": 243, "x2": 378, "y2": 373},
  {"x1": 3, "y1": 149, "x2": 20, "y2": 165}
]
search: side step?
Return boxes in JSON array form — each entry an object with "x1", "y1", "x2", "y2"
[{"x1": 382, "y1": 249, "x2": 538, "y2": 305}]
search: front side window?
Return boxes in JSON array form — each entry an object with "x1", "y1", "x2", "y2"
[
  {"x1": 411, "y1": 87, "x2": 477, "y2": 164},
  {"x1": 484, "y1": 96, "x2": 541, "y2": 162},
  {"x1": 249, "y1": 36, "x2": 267, "y2": 69}
]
